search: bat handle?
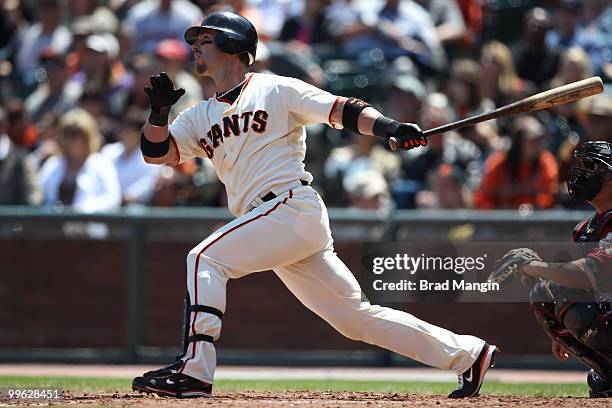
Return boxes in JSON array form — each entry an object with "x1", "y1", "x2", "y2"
[{"x1": 388, "y1": 136, "x2": 399, "y2": 151}]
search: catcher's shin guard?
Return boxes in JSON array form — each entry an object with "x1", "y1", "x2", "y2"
[{"x1": 531, "y1": 283, "x2": 612, "y2": 378}]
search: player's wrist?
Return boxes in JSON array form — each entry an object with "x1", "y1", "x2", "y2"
[
  {"x1": 148, "y1": 106, "x2": 171, "y2": 127},
  {"x1": 373, "y1": 116, "x2": 401, "y2": 140}
]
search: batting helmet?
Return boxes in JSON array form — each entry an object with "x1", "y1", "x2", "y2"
[
  {"x1": 568, "y1": 141, "x2": 612, "y2": 201},
  {"x1": 184, "y1": 11, "x2": 258, "y2": 65}
]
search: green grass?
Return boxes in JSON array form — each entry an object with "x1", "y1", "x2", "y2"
[{"x1": 0, "y1": 376, "x2": 588, "y2": 397}]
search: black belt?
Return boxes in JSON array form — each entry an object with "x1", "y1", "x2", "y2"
[{"x1": 261, "y1": 180, "x2": 309, "y2": 202}]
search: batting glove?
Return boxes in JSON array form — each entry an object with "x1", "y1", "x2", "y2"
[
  {"x1": 144, "y1": 72, "x2": 186, "y2": 112},
  {"x1": 390, "y1": 123, "x2": 427, "y2": 151}
]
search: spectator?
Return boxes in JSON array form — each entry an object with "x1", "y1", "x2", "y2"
[
  {"x1": 123, "y1": 0, "x2": 203, "y2": 54},
  {"x1": 75, "y1": 34, "x2": 131, "y2": 117},
  {"x1": 154, "y1": 39, "x2": 202, "y2": 114},
  {"x1": 547, "y1": 47, "x2": 591, "y2": 155},
  {"x1": 25, "y1": 50, "x2": 82, "y2": 123},
  {"x1": 0, "y1": 106, "x2": 41, "y2": 205},
  {"x1": 101, "y1": 106, "x2": 160, "y2": 205},
  {"x1": 246, "y1": 0, "x2": 303, "y2": 40},
  {"x1": 416, "y1": 0, "x2": 466, "y2": 67},
  {"x1": 0, "y1": 1, "x2": 17, "y2": 48},
  {"x1": 581, "y1": 93, "x2": 612, "y2": 144},
  {"x1": 122, "y1": 53, "x2": 166, "y2": 116},
  {"x1": 545, "y1": 0, "x2": 583, "y2": 50},
  {"x1": 416, "y1": 0, "x2": 465, "y2": 46},
  {"x1": 5, "y1": 99, "x2": 38, "y2": 149},
  {"x1": 340, "y1": 0, "x2": 440, "y2": 72},
  {"x1": 447, "y1": 59, "x2": 500, "y2": 154},
  {"x1": 556, "y1": 93, "x2": 612, "y2": 203},
  {"x1": 324, "y1": 132, "x2": 399, "y2": 206},
  {"x1": 574, "y1": 0, "x2": 612, "y2": 78},
  {"x1": 480, "y1": 41, "x2": 529, "y2": 108},
  {"x1": 343, "y1": 169, "x2": 391, "y2": 211},
  {"x1": 384, "y1": 74, "x2": 425, "y2": 124},
  {"x1": 398, "y1": 92, "x2": 481, "y2": 208},
  {"x1": 279, "y1": 0, "x2": 332, "y2": 44},
  {"x1": 514, "y1": 7, "x2": 560, "y2": 88},
  {"x1": 15, "y1": 0, "x2": 72, "y2": 89},
  {"x1": 39, "y1": 108, "x2": 121, "y2": 212},
  {"x1": 474, "y1": 116, "x2": 559, "y2": 210},
  {"x1": 416, "y1": 163, "x2": 472, "y2": 209}
]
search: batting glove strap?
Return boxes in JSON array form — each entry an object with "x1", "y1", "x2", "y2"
[{"x1": 374, "y1": 116, "x2": 426, "y2": 151}]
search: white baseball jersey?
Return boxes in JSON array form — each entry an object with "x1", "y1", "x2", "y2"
[
  {"x1": 165, "y1": 72, "x2": 485, "y2": 389},
  {"x1": 169, "y1": 72, "x2": 340, "y2": 216}
]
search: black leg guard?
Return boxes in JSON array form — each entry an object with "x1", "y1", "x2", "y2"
[
  {"x1": 178, "y1": 291, "x2": 224, "y2": 358},
  {"x1": 530, "y1": 281, "x2": 612, "y2": 378}
]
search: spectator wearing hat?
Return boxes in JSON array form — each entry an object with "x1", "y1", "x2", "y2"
[
  {"x1": 343, "y1": 169, "x2": 391, "y2": 211},
  {"x1": 0, "y1": 106, "x2": 41, "y2": 205},
  {"x1": 474, "y1": 116, "x2": 558, "y2": 210},
  {"x1": 556, "y1": 93, "x2": 612, "y2": 204},
  {"x1": 122, "y1": 0, "x2": 203, "y2": 54},
  {"x1": 101, "y1": 105, "x2": 160, "y2": 205},
  {"x1": 154, "y1": 39, "x2": 202, "y2": 114},
  {"x1": 39, "y1": 108, "x2": 120, "y2": 213},
  {"x1": 385, "y1": 74, "x2": 425, "y2": 124},
  {"x1": 25, "y1": 50, "x2": 82, "y2": 123},
  {"x1": 324, "y1": 132, "x2": 400, "y2": 207},
  {"x1": 14, "y1": 0, "x2": 72, "y2": 90},
  {"x1": 75, "y1": 34, "x2": 131, "y2": 117}
]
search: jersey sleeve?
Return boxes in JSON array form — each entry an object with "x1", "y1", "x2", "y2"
[
  {"x1": 168, "y1": 106, "x2": 204, "y2": 164},
  {"x1": 587, "y1": 231, "x2": 612, "y2": 293},
  {"x1": 280, "y1": 77, "x2": 342, "y2": 129}
]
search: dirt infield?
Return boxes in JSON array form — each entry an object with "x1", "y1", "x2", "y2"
[{"x1": 27, "y1": 391, "x2": 604, "y2": 407}]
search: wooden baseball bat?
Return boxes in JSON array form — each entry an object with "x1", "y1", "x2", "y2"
[{"x1": 388, "y1": 76, "x2": 604, "y2": 150}]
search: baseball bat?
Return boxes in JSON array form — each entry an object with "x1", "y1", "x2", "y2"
[{"x1": 388, "y1": 76, "x2": 604, "y2": 150}]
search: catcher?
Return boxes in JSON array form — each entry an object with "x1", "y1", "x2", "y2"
[{"x1": 489, "y1": 141, "x2": 612, "y2": 397}]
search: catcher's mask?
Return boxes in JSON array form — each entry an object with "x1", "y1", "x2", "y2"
[
  {"x1": 184, "y1": 11, "x2": 258, "y2": 65},
  {"x1": 568, "y1": 141, "x2": 612, "y2": 201}
]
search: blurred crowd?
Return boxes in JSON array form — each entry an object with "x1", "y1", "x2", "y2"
[{"x1": 0, "y1": 0, "x2": 610, "y2": 213}]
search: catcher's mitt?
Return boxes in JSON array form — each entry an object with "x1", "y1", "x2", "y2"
[{"x1": 487, "y1": 248, "x2": 542, "y2": 288}]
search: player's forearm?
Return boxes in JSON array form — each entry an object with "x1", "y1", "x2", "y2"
[{"x1": 523, "y1": 258, "x2": 597, "y2": 289}]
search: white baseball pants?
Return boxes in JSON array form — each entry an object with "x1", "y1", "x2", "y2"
[{"x1": 180, "y1": 186, "x2": 485, "y2": 383}]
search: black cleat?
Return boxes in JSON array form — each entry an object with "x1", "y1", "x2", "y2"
[
  {"x1": 448, "y1": 342, "x2": 498, "y2": 398},
  {"x1": 132, "y1": 360, "x2": 212, "y2": 398}
]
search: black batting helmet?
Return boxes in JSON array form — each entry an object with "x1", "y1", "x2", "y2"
[
  {"x1": 184, "y1": 11, "x2": 258, "y2": 65},
  {"x1": 568, "y1": 141, "x2": 612, "y2": 201}
]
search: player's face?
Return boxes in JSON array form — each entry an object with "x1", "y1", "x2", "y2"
[{"x1": 191, "y1": 30, "x2": 223, "y2": 76}]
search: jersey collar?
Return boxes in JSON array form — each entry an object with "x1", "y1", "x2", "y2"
[{"x1": 214, "y1": 73, "x2": 253, "y2": 105}]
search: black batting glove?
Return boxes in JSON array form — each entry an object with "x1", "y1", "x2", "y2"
[
  {"x1": 391, "y1": 122, "x2": 427, "y2": 151},
  {"x1": 144, "y1": 72, "x2": 185, "y2": 112}
]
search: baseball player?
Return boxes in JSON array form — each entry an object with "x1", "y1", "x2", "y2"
[
  {"x1": 489, "y1": 141, "x2": 612, "y2": 397},
  {"x1": 132, "y1": 11, "x2": 497, "y2": 399}
]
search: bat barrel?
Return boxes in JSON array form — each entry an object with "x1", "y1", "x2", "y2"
[{"x1": 422, "y1": 76, "x2": 603, "y2": 138}]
